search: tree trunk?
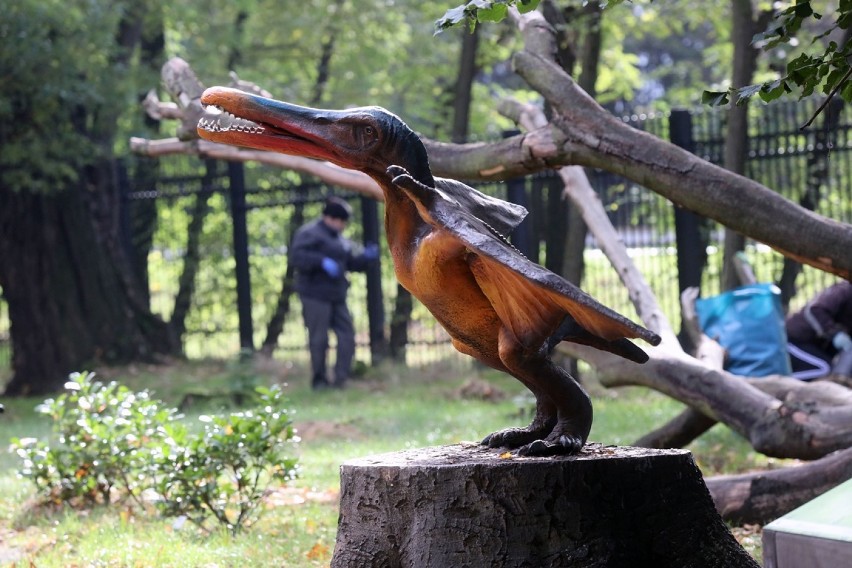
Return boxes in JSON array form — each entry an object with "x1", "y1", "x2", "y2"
[
  {"x1": 388, "y1": 284, "x2": 413, "y2": 362},
  {"x1": 0, "y1": 180, "x2": 177, "y2": 395},
  {"x1": 451, "y1": 26, "x2": 479, "y2": 143},
  {"x1": 721, "y1": 0, "x2": 773, "y2": 290},
  {"x1": 260, "y1": 200, "x2": 305, "y2": 356},
  {"x1": 332, "y1": 443, "x2": 758, "y2": 567},
  {"x1": 310, "y1": 0, "x2": 344, "y2": 106},
  {"x1": 169, "y1": 161, "x2": 215, "y2": 344}
]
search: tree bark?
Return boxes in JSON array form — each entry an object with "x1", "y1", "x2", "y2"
[
  {"x1": 720, "y1": 0, "x2": 766, "y2": 290},
  {"x1": 169, "y1": 163, "x2": 215, "y2": 344},
  {"x1": 1, "y1": 2, "x2": 178, "y2": 395},
  {"x1": 451, "y1": 26, "x2": 479, "y2": 143},
  {"x1": 0, "y1": 185, "x2": 176, "y2": 395},
  {"x1": 706, "y1": 446, "x2": 852, "y2": 525},
  {"x1": 332, "y1": 443, "x2": 758, "y2": 567}
]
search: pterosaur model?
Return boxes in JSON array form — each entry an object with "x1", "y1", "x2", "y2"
[{"x1": 197, "y1": 87, "x2": 660, "y2": 455}]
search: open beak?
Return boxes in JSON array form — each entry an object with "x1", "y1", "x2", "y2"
[{"x1": 197, "y1": 86, "x2": 345, "y2": 164}]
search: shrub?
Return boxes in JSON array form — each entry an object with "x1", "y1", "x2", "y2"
[
  {"x1": 11, "y1": 373, "x2": 299, "y2": 536},
  {"x1": 153, "y1": 386, "x2": 299, "y2": 535},
  {"x1": 11, "y1": 371, "x2": 178, "y2": 507}
]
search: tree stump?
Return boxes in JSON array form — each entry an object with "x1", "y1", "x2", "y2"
[{"x1": 331, "y1": 443, "x2": 758, "y2": 568}]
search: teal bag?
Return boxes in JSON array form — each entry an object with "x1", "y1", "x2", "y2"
[{"x1": 695, "y1": 283, "x2": 792, "y2": 377}]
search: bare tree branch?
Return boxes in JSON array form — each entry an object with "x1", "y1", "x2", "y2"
[{"x1": 130, "y1": 136, "x2": 382, "y2": 200}]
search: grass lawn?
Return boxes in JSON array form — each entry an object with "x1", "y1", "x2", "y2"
[{"x1": 0, "y1": 358, "x2": 777, "y2": 566}]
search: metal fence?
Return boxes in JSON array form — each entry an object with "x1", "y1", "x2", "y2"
[{"x1": 1, "y1": 97, "x2": 850, "y2": 377}]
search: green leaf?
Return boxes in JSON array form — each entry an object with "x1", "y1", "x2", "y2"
[
  {"x1": 435, "y1": 0, "x2": 540, "y2": 32},
  {"x1": 701, "y1": 90, "x2": 729, "y2": 106},
  {"x1": 758, "y1": 79, "x2": 790, "y2": 103},
  {"x1": 841, "y1": 81, "x2": 852, "y2": 102},
  {"x1": 435, "y1": 5, "x2": 468, "y2": 31},
  {"x1": 478, "y1": 3, "x2": 508, "y2": 23},
  {"x1": 735, "y1": 83, "x2": 763, "y2": 102},
  {"x1": 516, "y1": 0, "x2": 541, "y2": 14}
]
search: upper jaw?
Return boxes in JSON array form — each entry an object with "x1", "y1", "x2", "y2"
[
  {"x1": 195, "y1": 87, "x2": 326, "y2": 157},
  {"x1": 197, "y1": 104, "x2": 266, "y2": 135}
]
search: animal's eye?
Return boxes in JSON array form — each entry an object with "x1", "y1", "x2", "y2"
[{"x1": 364, "y1": 126, "x2": 375, "y2": 137}]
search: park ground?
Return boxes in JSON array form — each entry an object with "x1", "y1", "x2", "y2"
[{"x1": 0, "y1": 358, "x2": 780, "y2": 566}]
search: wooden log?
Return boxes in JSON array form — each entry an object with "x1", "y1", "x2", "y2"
[
  {"x1": 332, "y1": 443, "x2": 758, "y2": 567},
  {"x1": 706, "y1": 446, "x2": 852, "y2": 526}
]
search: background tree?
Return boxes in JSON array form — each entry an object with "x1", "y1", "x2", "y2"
[
  {"x1": 0, "y1": 0, "x2": 177, "y2": 395},
  {"x1": 720, "y1": 0, "x2": 776, "y2": 290}
]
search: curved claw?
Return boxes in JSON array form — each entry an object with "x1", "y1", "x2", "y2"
[
  {"x1": 517, "y1": 435, "x2": 585, "y2": 457},
  {"x1": 387, "y1": 165, "x2": 414, "y2": 187},
  {"x1": 481, "y1": 428, "x2": 544, "y2": 449},
  {"x1": 481, "y1": 418, "x2": 557, "y2": 450}
]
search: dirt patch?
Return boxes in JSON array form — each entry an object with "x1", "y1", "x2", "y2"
[
  {"x1": 265, "y1": 486, "x2": 339, "y2": 507},
  {"x1": 451, "y1": 378, "x2": 507, "y2": 402},
  {"x1": 294, "y1": 420, "x2": 365, "y2": 442}
]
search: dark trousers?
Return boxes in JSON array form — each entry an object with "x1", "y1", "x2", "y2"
[{"x1": 300, "y1": 295, "x2": 356, "y2": 387}]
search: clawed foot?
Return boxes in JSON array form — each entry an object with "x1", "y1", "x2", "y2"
[
  {"x1": 517, "y1": 434, "x2": 585, "y2": 457},
  {"x1": 481, "y1": 425, "x2": 552, "y2": 450},
  {"x1": 482, "y1": 421, "x2": 587, "y2": 457}
]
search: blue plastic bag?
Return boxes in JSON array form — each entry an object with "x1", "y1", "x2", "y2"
[{"x1": 695, "y1": 283, "x2": 792, "y2": 377}]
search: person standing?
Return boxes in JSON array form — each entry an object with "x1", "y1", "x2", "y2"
[{"x1": 290, "y1": 196, "x2": 379, "y2": 389}]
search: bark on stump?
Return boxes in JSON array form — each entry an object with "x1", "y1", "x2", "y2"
[{"x1": 332, "y1": 443, "x2": 758, "y2": 568}]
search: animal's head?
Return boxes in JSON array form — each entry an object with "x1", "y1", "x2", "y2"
[{"x1": 198, "y1": 87, "x2": 435, "y2": 188}]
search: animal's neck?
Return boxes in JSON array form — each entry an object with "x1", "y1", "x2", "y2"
[{"x1": 382, "y1": 188, "x2": 421, "y2": 249}]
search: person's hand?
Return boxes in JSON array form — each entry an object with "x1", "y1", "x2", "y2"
[
  {"x1": 321, "y1": 257, "x2": 341, "y2": 278},
  {"x1": 364, "y1": 243, "x2": 379, "y2": 261},
  {"x1": 833, "y1": 331, "x2": 852, "y2": 352}
]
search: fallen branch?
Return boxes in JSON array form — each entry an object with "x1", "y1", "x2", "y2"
[{"x1": 706, "y1": 446, "x2": 852, "y2": 525}]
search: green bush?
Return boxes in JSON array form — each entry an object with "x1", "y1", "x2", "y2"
[
  {"x1": 11, "y1": 373, "x2": 299, "y2": 535},
  {"x1": 153, "y1": 386, "x2": 299, "y2": 535},
  {"x1": 11, "y1": 371, "x2": 179, "y2": 506}
]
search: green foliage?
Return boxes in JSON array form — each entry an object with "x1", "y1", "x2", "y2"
[
  {"x1": 704, "y1": 2, "x2": 852, "y2": 107},
  {"x1": 436, "y1": 0, "x2": 540, "y2": 32},
  {"x1": 10, "y1": 372, "x2": 180, "y2": 507},
  {"x1": 153, "y1": 386, "x2": 298, "y2": 535},
  {"x1": 10, "y1": 372, "x2": 298, "y2": 536},
  {"x1": 0, "y1": 0, "x2": 156, "y2": 194}
]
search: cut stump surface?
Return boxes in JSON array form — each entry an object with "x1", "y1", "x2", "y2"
[{"x1": 331, "y1": 442, "x2": 759, "y2": 568}]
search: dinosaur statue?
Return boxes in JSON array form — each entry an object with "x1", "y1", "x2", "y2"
[{"x1": 197, "y1": 86, "x2": 660, "y2": 455}]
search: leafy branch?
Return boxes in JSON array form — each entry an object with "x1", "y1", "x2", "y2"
[
  {"x1": 703, "y1": 1, "x2": 852, "y2": 119},
  {"x1": 434, "y1": 0, "x2": 631, "y2": 32},
  {"x1": 435, "y1": 0, "x2": 541, "y2": 32}
]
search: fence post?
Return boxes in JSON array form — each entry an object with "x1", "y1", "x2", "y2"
[
  {"x1": 506, "y1": 176, "x2": 534, "y2": 258},
  {"x1": 228, "y1": 161, "x2": 255, "y2": 353},
  {"x1": 503, "y1": 130, "x2": 534, "y2": 259},
  {"x1": 669, "y1": 110, "x2": 707, "y2": 350},
  {"x1": 361, "y1": 195, "x2": 387, "y2": 365}
]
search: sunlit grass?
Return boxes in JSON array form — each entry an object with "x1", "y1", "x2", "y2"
[{"x1": 0, "y1": 359, "x2": 768, "y2": 565}]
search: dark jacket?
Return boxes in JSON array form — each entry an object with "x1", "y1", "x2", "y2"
[
  {"x1": 786, "y1": 281, "x2": 852, "y2": 353},
  {"x1": 290, "y1": 217, "x2": 370, "y2": 303}
]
